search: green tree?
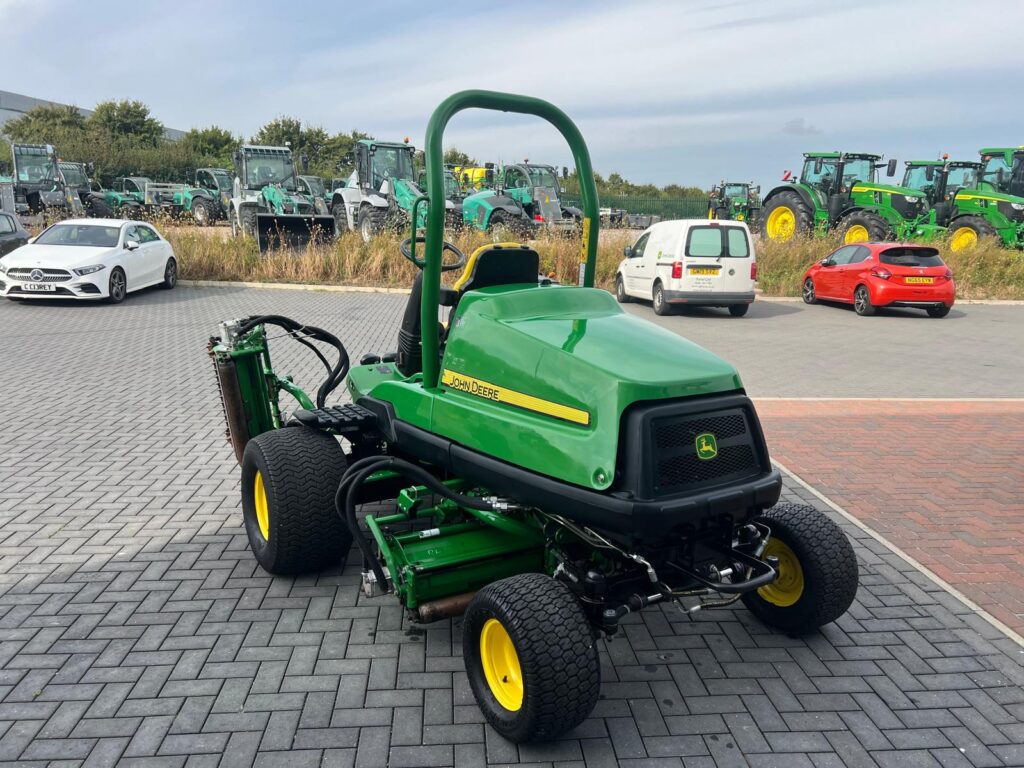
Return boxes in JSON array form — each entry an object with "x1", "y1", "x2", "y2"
[
  {"x1": 2, "y1": 104, "x2": 87, "y2": 144},
  {"x1": 89, "y1": 100, "x2": 165, "y2": 146},
  {"x1": 443, "y1": 147, "x2": 476, "y2": 167},
  {"x1": 321, "y1": 129, "x2": 371, "y2": 178},
  {"x1": 180, "y1": 126, "x2": 239, "y2": 167}
]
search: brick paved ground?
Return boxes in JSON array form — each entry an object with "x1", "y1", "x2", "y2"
[
  {"x1": 1, "y1": 286, "x2": 1022, "y2": 767},
  {"x1": 758, "y1": 400, "x2": 1024, "y2": 638}
]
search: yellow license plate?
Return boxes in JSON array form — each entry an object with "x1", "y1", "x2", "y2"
[
  {"x1": 690, "y1": 267, "x2": 720, "y2": 276},
  {"x1": 905, "y1": 277, "x2": 934, "y2": 284}
]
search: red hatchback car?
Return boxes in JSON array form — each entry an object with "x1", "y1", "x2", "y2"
[{"x1": 802, "y1": 242, "x2": 955, "y2": 317}]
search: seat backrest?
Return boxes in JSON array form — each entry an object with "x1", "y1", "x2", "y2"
[{"x1": 453, "y1": 242, "x2": 540, "y2": 294}]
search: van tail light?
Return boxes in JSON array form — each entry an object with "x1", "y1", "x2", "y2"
[
  {"x1": 944, "y1": 268, "x2": 953, "y2": 280},
  {"x1": 750, "y1": 262, "x2": 758, "y2": 280},
  {"x1": 870, "y1": 267, "x2": 892, "y2": 280},
  {"x1": 671, "y1": 261, "x2": 683, "y2": 279}
]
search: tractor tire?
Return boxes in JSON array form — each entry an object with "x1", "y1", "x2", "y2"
[
  {"x1": 487, "y1": 210, "x2": 509, "y2": 234},
  {"x1": 241, "y1": 208, "x2": 258, "y2": 238},
  {"x1": 240, "y1": 427, "x2": 352, "y2": 575},
  {"x1": 837, "y1": 211, "x2": 891, "y2": 244},
  {"x1": 714, "y1": 206, "x2": 728, "y2": 220},
  {"x1": 652, "y1": 280, "x2": 672, "y2": 316},
  {"x1": 117, "y1": 203, "x2": 141, "y2": 219},
  {"x1": 333, "y1": 202, "x2": 350, "y2": 234},
  {"x1": 948, "y1": 216, "x2": 996, "y2": 252},
  {"x1": 615, "y1": 275, "x2": 631, "y2": 303},
  {"x1": 741, "y1": 503, "x2": 858, "y2": 634},
  {"x1": 191, "y1": 198, "x2": 216, "y2": 227},
  {"x1": 761, "y1": 191, "x2": 813, "y2": 241},
  {"x1": 86, "y1": 197, "x2": 112, "y2": 218},
  {"x1": 358, "y1": 205, "x2": 385, "y2": 243},
  {"x1": 802, "y1": 277, "x2": 817, "y2": 304},
  {"x1": 728, "y1": 303, "x2": 749, "y2": 317},
  {"x1": 463, "y1": 573, "x2": 600, "y2": 742},
  {"x1": 853, "y1": 284, "x2": 876, "y2": 316}
]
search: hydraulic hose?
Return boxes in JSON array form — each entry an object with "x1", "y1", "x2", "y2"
[
  {"x1": 236, "y1": 314, "x2": 350, "y2": 407},
  {"x1": 334, "y1": 455, "x2": 496, "y2": 593}
]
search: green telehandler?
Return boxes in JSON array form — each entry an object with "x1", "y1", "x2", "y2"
[
  {"x1": 760, "y1": 152, "x2": 943, "y2": 243},
  {"x1": 902, "y1": 158, "x2": 1024, "y2": 251},
  {"x1": 229, "y1": 145, "x2": 334, "y2": 250},
  {"x1": 208, "y1": 90, "x2": 858, "y2": 743},
  {"x1": 330, "y1": 138, "x2": 458, "y2": 243},
  {"x1": 58, "y1": 161, "x2": 113, "y2": 217},
  {"x1": 708, "y1": 181, "x2": 760, "y2": 224},
  {"x1": 462, "y1": 162, "x2": 580, "y2": 233}
]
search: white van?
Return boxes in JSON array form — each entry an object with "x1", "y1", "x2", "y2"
[{"x1": 615, "y1": 219, "x2": 757, "y2": 316}]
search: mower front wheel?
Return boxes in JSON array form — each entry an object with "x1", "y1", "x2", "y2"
[
  {"x1": 240, "y1": 427, "x2": 352, "y2": 575},
  {"x1": 463, "y1": 573, "x2": 600, "y2": 742},
  {"x1": 741, "y1": 503, "x2": 858, "y2": 634}
]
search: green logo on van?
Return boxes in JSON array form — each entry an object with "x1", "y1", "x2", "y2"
[{"x1": 695, "y1": 432, "x2": 718, "y2": 460}]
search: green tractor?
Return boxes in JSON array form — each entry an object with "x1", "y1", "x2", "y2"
[
  {"x1": 902, "y1": 158, "x2": 1024, "y2": 251},
  {"x1": 97, "y1": 177, "x2": 147, "y2": 216},
  {"x1": 462, "y1": 162, "x2": 579, "y2": 233},
  {"x1": 330, "y1": 138, "x2": 458, "y2": 243},
  {"x1": 760, "y1": 152, "x2": 942, "y2": 244},
  {"x1": 58, "y1": 161, "x2": 113, "y2": 217},
  {"x1": 979, "y1": 146, "x2": 1024, "y2": 198},
  {"x1": 193, "y1": 167, "x2": 234, "y2": 222},
  {"x1": 229, "y1": 145, "x2": 334, "y2": 250},
  {"x1": 708, "y1": 181, "x2": 760, "y2": 224},
  {"x1": 208, "y1": 90, "x2": 858, "y2": 743},
  {"x1": 143, "y1": 179, "x2": 222, "y2": 225}
]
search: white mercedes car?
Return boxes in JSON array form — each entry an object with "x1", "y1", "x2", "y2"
[{"x1": 0, "y1": 218, "x2": 177, "y2": 303}]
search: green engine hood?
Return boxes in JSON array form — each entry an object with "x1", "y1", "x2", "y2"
[{"x1": 362, "y1": 284, "x2": 743, "y2": 491}]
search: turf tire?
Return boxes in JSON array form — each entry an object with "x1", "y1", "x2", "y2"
[
  {"x1": 240, "y1": 427, "x2": 352, "y2": 575},
  {"x1": 741, "y1": 503, "x2": 858, "y2": 633},
  {"x1": 463, "y1": 573, "x2": 600, "y2": 742}
]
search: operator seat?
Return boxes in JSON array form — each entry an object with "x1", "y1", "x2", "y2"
[{"x1": 395, "y1": 243, "x2": 541, "y2": 377}]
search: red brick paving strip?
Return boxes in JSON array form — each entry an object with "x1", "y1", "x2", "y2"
[{"x1": 756, "y1": 399, "x2": 1024, "y2": 636}]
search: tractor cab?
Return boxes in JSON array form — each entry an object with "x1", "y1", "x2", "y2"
[
  {"x1": 196, "y1": 167, "x2": 233, "y2": 212},
  {"x1": 902, "y1": 160, "x2": 981, "y2": 226},
  {"x1": 113, "y1": 177, "x2": 150, "y2": 201},
  {"x1": 979, "y1": 147, "x2": 1024, "y2": 198},
  {"x1": 10, "y1": 143, "x2": 73, "y2": 214}
]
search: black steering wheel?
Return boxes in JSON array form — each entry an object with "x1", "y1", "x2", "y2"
[{"x1": 400, "y1": 236, "x2": 467, "y2": 272}]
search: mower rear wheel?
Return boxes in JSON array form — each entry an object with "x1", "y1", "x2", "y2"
[
  {"x1": 838, "y1": 211, "x2": 891, "y2": 244},
  {"x1": 741, "y1": 503, "x2": 858, "y2": 634},
  {"x1": 240, "y1": 427, "x2": 352, "y2": 575},
  {"x1": 653, "y1": 281, "x2": 672, "y2": 315},
  {"x1": 463, "y1": 573, "x2": 600, "y2": 742},
  {"x1": 615, "y1": 275, "x2": 631, "y2": 303}
]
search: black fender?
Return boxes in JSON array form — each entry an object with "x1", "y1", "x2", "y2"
[{"x1": 761, "y1": 184, "x2": 816, "y2": 214}]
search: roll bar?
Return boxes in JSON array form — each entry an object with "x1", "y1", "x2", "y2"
[{"x1": 419, "y1": 90, "x2": 600, "y2": 389}]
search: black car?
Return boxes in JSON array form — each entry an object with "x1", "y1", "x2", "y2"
[{"x1": 0, "y1": 212, "x2": 29, "y2": 256}]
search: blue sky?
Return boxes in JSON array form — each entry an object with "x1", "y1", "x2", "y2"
[{"x1": 4, "y1": 0, "x2": 1023, "y2": 189}]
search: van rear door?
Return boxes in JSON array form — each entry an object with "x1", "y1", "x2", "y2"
[{"x1": 678, "y1": 224, "x2": 754, "y2": 295}]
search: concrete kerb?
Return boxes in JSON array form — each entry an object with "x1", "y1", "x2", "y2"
[{"x1": 180, "y1": 279, "x2": 1024, "y2": 304}]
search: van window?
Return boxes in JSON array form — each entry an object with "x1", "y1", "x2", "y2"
[
  {"x1": 631, "y1": 232, "x2": 650, "y2": 259},
  {"x1": 685, "y1": 226, "x2": 750, "y2": 258}
]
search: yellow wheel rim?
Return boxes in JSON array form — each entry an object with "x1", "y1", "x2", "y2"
[
  {"x1": 950, "y1": 226, "x2": 977, "y2": 252},
  {"x1": 757, "y1": 538, "x2": 804, "y2": 607},
  {"x1": 253, "y1": 470, "x2": 270, "y2": 541},
  {"x1": 844, "y1": 224, "x2": 869, "y2": 243},
  {"x1": 765, "y1": 206, "x2": 796, "y2": 240},
  {"x1": 479, "y1": 618, "x2": 523, "y2": 711}
]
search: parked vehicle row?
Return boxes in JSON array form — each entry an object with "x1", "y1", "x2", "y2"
[
  {"x1": 714, "y1": 147, "x2": 1024, "y2": 253},
  {"x1": 617, "y1": 219, "x2": 956, "y2": 319}
]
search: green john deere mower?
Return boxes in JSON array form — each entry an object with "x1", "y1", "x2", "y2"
[
  {"x1": 761, "y1": 152, "x2": 943, "y2": 244},
  {"x1": 208, "y1": 91, "x2": 858, "y2": 742}
]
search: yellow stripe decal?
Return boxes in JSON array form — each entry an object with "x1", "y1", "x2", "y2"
[
  {"x1": 851, "y1": 186, "x2": 897, "y2": 195},
  {"x1": 956, "y1": 194, "x2": 1001, "y2": 202},
  {"x1": 441, "y1": 369, "x2": 590, "y2": 426}
]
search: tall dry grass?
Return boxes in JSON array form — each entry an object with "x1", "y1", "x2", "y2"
[{"x1": 166, "y1": 225, "x2": 1024, "y2": 300}]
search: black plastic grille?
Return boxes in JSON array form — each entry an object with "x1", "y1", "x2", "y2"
[{"x1": 649, "y1": 408, "x2": 760, "y2": 494}]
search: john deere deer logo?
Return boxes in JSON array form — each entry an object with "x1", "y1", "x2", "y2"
[{"x1": 696, "y1": 432, "x2": 718, "y2": 460}]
